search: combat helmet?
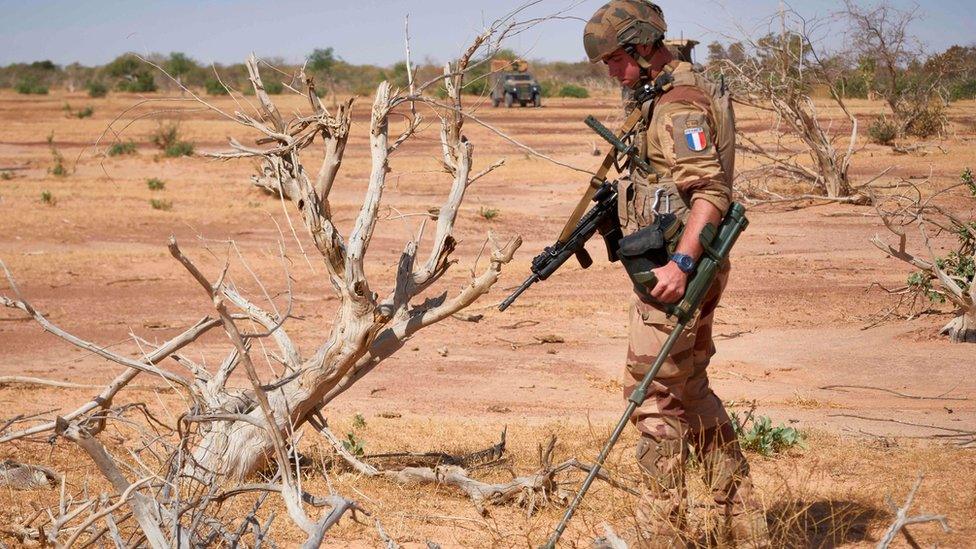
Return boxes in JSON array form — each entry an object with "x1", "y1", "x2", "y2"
[{"x1": 583, "y1": 0, "x2": 667, "y2": 66}]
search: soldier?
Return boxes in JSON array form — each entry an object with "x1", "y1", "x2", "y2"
[{"x1": 582, "y1": 1, "x2": 768, "y2": 545}]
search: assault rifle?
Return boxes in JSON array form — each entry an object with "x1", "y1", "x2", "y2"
[
  {"x1": 497, "y1": 115, "x2": 646, "y2": 313},
  {"x1": 497, "y1": 180, "x2": 622, "y2": 312}
]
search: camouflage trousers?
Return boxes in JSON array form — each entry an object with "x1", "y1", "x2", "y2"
[{"x1": 624, "y1": 264, "x2": 755, "y2": 532}]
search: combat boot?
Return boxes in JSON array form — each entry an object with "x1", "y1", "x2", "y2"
[{"x1": 697, "y1": 423, "x2": 770, "y2": 547}]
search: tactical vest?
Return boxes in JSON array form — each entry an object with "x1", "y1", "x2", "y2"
[{"x1": 618, "y1": 62, "x2": 736, "y2": 234}]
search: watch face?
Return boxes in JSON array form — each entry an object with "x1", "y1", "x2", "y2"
[{"x1": 674, "y1": 254, "x2": 694, "y2": 272}]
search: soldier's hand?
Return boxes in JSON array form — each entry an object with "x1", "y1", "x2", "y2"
[{"x1": 650, "y1": 262, "x2": 687, "y2": 304}]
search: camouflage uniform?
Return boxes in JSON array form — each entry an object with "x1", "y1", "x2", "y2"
[
  {"x1": 585, "y1": 1, "x2": 762, "y2": 543},
  {"x1": 624, "y1": 59, "x2": 756, "y2": 540}
]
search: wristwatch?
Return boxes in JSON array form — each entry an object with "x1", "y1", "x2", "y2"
[{"x1": 670, "y1": 252, "x2": 696, "y2": 274}]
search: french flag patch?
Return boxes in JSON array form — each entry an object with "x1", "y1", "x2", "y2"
[{"x1": 684, "y1": 127, "x2": 707, "y2": 152}]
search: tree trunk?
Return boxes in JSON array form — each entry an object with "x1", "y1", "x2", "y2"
[{"x1": 941, "y1": 308, "x2": 976, "y2": 343}]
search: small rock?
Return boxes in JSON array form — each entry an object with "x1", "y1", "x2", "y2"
[
  {"x1": 437, "y1": 347, "x2": 449, "y2": 357},
  {"x1": 535, "y1": 334, "x2": 565, "y2": 344}
]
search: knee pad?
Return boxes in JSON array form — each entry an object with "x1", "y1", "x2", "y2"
[{"x1": 636, "y1": 435, "x2": 686, "y2": 490}]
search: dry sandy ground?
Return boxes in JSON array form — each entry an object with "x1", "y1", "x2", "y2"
[{"x1": 0, "y1": 89, "x2": 974, "y2": 546}]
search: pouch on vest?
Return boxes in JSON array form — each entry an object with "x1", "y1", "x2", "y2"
[{"x1": 618, "y1": 212, "x2": 681, "y2": 299}]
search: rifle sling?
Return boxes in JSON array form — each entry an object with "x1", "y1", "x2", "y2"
[{"x1": 556, "y1": 108, "x2": 644, "y2": 244}]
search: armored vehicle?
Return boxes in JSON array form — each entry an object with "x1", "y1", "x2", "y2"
[{"x1": 490, "y1": 59, "x2": 542, "y2": 108}]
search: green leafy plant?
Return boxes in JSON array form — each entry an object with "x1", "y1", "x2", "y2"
[
  {"x1": 964, "y1": 167, "x2": 976, "y2": 196},
  {"x1": 41, "y1": 191, "x2": 57, "y2": 206},
  {"x1": 341, "y1": 432, "x2": 365, "y2": 457},
  {"x1": 107, "y1": 141, "x2": 138, "y2": 157},
  {"x1": 479, "y1": 206, "x2": 500, "y2": 220},
  {"x1": 75, "y1": 106, "x2": 94, "y2": 119},
  {"x1": 730, "y1": 410, "x2": 804, "y2": 456},
  {"x1": 87, "y1": 81, "x2": 108, "y2": 98},
  {"x1": 907, "y1": 271, "x2": 943, "y2": 303},
  {"x1": 146, "y1": 177, "x2": 166, "y2": 191},
  {"x1": 150, "y1": 199, "x2": 172, "y2": 211},
  {"x1": 557, "y1": 84, "x2": 589, "y2": 98},
  {"x1": 352, "y1": 413, "x2": 367, "y2": 429}
]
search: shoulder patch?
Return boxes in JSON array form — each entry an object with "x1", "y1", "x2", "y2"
[{"x1": 671, "y1": 112, "x2": 714, "y2": 159}]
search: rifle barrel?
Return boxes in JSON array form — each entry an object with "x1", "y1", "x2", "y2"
[{"x1": 498, "y1": 274, "x2": 539, "y2": 312}]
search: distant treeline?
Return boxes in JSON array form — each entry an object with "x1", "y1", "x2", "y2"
[
  {"x1": 706, "y1": 40, "x2": 976, "y2": 102},
  {"x1": 4, "y1": 42, "x2": 973, "y2": 101},
  {"x1": 0, "y1": 48, "x2": 612, "y2": 98}
]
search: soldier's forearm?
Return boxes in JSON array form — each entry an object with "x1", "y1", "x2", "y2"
[{"x1": 675, "y1": 198, "x2": 722, "y2": 261}]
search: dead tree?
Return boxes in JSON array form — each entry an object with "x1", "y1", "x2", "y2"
[
  {"x1": 871, "y1": 169, "x2": 976, "y2": 342},
  {"x1": 843, "y1": 0, "x2": 949, "y2": 139},
  {"x1": 0, "y1": 20, "x2": 538, "y2": 547},
  {"x1": 719, "y1": 8, "x2": 862, "y2": 201}
]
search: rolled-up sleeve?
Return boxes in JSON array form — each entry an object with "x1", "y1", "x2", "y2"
[{"x1": 653, "y1": 102, "x2": 731, "y2": 215}]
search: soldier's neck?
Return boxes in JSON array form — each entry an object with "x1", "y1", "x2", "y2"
[{"x1": 646, "y1": 47, "x2": 675, "y2": 80}]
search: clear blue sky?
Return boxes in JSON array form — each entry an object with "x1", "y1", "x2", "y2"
[{"x1": 1, "y1": 0, "x2": 972, "y2": 67}]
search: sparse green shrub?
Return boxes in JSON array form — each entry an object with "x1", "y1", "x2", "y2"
[
  {"x1": 15, "y1": 77, "x2": 48, "y2": 95},
  {"x1": 539, "y1": 80, "x2": 556, "y2": 98},
  {"x1": 150, "y1": 123, "x2": 180, "y2": 150},
  {"x1": 75, "y1": 106, "x2": 94, "y2": 119},
  {"x1": 730, "y1": 410, "x2": 804, "y2": 456},
  {"x1": 463, "y1": 78, "x2": 489, "y2": 96},
  {"x1": 107, "y1": 141, "x2": 137, "y2": 156},
  {"x1": 164, "y1": 141, "x2": 194, "y2": 157},
  {"x1": 0, "y1": 171, "x2": 13, "y2": 181},
  {"x1": 557, "y1": 84, "x2": 589, "y2": 98},
  {"x1": 479, "y1": 206, "x2": 500, "y2": 220},
  {"x1": 47, "y1": 133, "x2": 67, "y2": 177},
  {"x1": 150, "y1": 198, "x2": 172, "y2": 211},
  {"x1": 264, "y1": 80, "x2": 284, "y2": 95},
  {"x1": 868, "y1": 116, "x2": 897, "y2": 145},
  {"x1": 87, "y1": 81, "x2": 108, "y2": 98},
  {"x1": 352, "y1": 413, "x2": 367, "y2": 429},
  {"x1": 905, "y1": 103, "x2": 946, "y2": 138},
  {"x1": 41, "y1": 191, "x2": 56, "y2": 206},
  {"x1": 146, "y1": 177, "x2": 165, "y2": 191},
  {"x1": 204, "y1": 78, "x2": 229, "y2": 95},
  {"x1": 118, "y1": 72, "x2": 157, "y2": 93},
  {"x1": 907, "y1": 169, "x2": 976, "y2": 307},
  {"x1": 151, "y1": 122, "x2": 194, "y2": 157}
]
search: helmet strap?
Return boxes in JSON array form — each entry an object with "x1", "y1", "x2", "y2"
[{"x1": 622, "y1": 43, "x2": 653, "y2": 81}]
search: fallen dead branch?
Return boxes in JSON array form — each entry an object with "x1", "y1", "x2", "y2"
[
  {"x1": 876, "y1": 475, "x2": 951, "y2": 549},
  {"x1": 819, "y1": 384, "x2": 968, "y2": 401},
  {"x1": 829, "y1": 413, "x2": 976, "y2": 447}
]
